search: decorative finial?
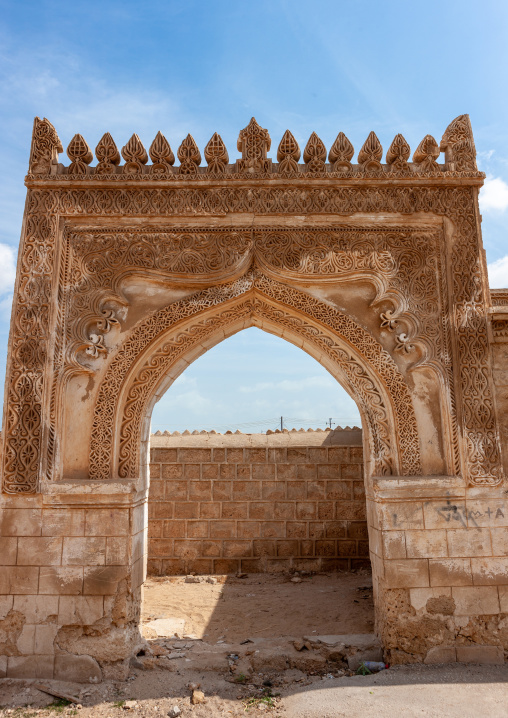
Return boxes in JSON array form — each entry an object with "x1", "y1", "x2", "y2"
[
  {"x1": 121, "y1": 134, "x2": 148, "y2": 174},
  {"x1": 303, "y1": 132, "x2": 327, "y2": 173},
  {"x1": 149, "y1": 131, "x2": 175, "y2": 173},
  {"x1": 95, "y1": 133, "x2": 121, "y2": 174},
  {"x1": 236, "y1": 118, "x2": 271, "y2": 174},
  {"x1": 28, "y1": 117, "x2": 63, "y2": 175},
  {"x1": 440, "y1": 114, "x2": 477, "y2": 172},
  {"x1": 205, "y1": 132, "x2": 229, "y2": 175},
  {"x1": 67, "y1": 134, "x2": 93, "y2": 175},
  {"x1": 328, "y1": 132, "x2": 354, "y2": 173},
  {"x1": 386, "y1": 134, "x2": 411, "y2": 175},
  {"x1": 277, "y1": 130, "x2": 300, "y2": 176},
  {"x1": 178, "y1": 134, "x2": 201, "y2": 174}
]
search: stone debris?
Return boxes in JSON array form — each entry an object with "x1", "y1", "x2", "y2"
[
  {"x1": 123, "y1": 700, "x2": 138, "y2": 710},
  {"x1": 145, "y1": 618, "x2": 186, "y2": 637},
  {"x1": 167, "y1": 707, "x2": 181, "y2": 718},
  {"x1": 191, "y1": 689, "x2": 206, "y2": 704}
]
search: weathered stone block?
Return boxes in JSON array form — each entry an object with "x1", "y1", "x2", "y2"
[
  {"x1": 451, "y1": 586, "x2": 500, "y2": 615},
  {"x1": 384, "y1": 559, "x2": 429, "y2": 588},
  {"x1": 54, "y1": 653, "x2": 102, "y2": 683},
  {"x1": 405, "y1": 529, "x2": 447, "y2": 558},
  {"x1": 429, "y1": 558, "x2": 472, "y2": 587},
  {"x1": 424, "y1": 646, "x2": 457, "y2": 663},
  {"x1": 62, "y1": 537, "x2": 106, "y2": 566},
  {"x1": 471, "y1": 557, "x2": 508, "y2": 585},
  {"x1": 456, "y1": 645, "x2": 504, "y2": 664},
  {"x1": 39, "y1": 567, "x2": 84, "y2": 595},
  {"x1": 447, "y1": 528, "x2": 492, "y2": 557},
  {"x1": 7, "y1": 655, "x2": 54, "y2": 679}
]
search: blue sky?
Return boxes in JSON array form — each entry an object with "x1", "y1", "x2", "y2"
[{"x1": 1, "y1": 0, "x2": 507, "y2": 432}]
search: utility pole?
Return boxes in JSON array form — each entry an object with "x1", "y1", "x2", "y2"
[
  {"x1": 327, "y1": 417, "x2": 335, "y2": 429},
  {"x1": 280, "y1": 416, "x2": 283, "y2": 431}
]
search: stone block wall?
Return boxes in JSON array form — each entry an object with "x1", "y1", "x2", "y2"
[{"x1": 147, "y1": 428, "x2": 369, "y2": 575}]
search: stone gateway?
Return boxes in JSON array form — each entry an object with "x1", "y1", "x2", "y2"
[{"x1": 0, "y1": 115, "x2": 507, "y2": 680}]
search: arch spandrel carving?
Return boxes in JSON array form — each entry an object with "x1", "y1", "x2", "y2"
[
  {"x1": 87, "y1": 273, "x2": 421, "y2": 482},
  {"x1": 2, "y1": 115, "x2": 505, "y2": 492}
]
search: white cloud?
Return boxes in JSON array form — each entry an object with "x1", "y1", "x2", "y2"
[
  {"x1": 480, "y1": 177, "x2": 508, "y2": 212},
  {"x1": 488, "y1": 255, "x2": 508, "y2": 289},
  {"x1": 0, "y1": 244, "x2": 17, "y2": 296}
]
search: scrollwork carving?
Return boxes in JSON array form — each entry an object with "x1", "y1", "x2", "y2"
[
  {"x1": 440, "y1": 114, "x2": 477, "y2": 172},
  {"x1": 28, "y1": 117, "x2": 63, "y2": 175},
  {"x1": 358, "y1": 131, "x2": 383, "y2": 174},
  {"x1": 413, "y1": 135, "x2": 441, "y2": 175},
  {"x1": 386, "y1": 134, "x2": 411, "y2": 176}
]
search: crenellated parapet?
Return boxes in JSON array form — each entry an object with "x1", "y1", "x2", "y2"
[{"x1": 26, "y1": 115, "x2": 484, "y2": 181}]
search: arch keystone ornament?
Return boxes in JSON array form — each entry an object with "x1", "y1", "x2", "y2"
[{"x1": 2, "y1": 114, "x2": 507, "y2": 679}]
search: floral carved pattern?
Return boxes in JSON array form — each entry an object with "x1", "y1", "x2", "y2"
[
  {"x1": 2, "y1": 176, "x2": 503, "y2": 491},
  {"x1": 89, "y1": 273, "x2": 421, "y2": 481}
]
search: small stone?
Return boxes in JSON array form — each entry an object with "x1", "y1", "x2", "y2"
[
  {"x1": 167, "y1": 707, "x2": 181, "y2": 718},
  {"x1": 291, "y1": 576, "x2": 303, "y2": 583},
  {"x1": 206, "y1": 577, "x2": 217, "y2": 584},
  {"x1": 188, "y1": 682, "x2": 201, "y2": 691},
  {"x1": 293, "y1": 640, "x2": 306, "y2": 651},
  {"x1": 191, "y1": 689, "x2": 206, "y2": 705},
  {"x1": 123, "y1": 701, "x2": 138, "y2": 710},
  {"x1": 185, "y1": 575, "x2": 203, "y2": 583}
]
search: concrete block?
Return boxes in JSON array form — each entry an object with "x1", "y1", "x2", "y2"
[
  {"x1": 0, "y1": 596, "x2": 13, "y2": 620},
  {"x1": 452, "y1": 586, "x2": 500, "y2": 615},
  {"x1": 456, "y1": 645, "x2": 504, "y2": 664}
]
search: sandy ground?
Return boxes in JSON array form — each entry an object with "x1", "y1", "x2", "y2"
[
  {"x1": 141, "y1": 571, "x2": 375, "y2": 641},
  {"x1": 1, "y1": 572, "x2": 507, "y2": 717}
]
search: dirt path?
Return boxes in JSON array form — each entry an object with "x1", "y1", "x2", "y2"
[{"x1": 142, "y1": 571, "x2": 375, "y2": 641}]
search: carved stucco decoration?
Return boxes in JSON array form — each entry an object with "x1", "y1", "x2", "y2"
[
  {"x1": 88, "y1": 273, "x2": 421, "y2": 481},
  {"x1": 2, "y1": 114, "x2": 504, "y2": 492}
]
